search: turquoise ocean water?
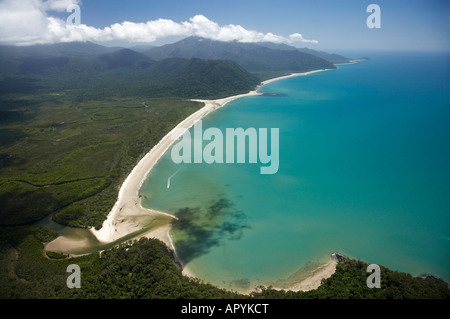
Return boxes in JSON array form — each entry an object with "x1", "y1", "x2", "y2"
[{"x1": 140, "y1": 52, "x2": 450, "y2": 291}]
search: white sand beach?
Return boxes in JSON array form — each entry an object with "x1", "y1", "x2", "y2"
[
  {"x1": 280, "y1": 259, "x2": 338, "y2": 292},
  {"x1": 88, "y1": 89, "x2": 261, "y2": 247},
  {"x1": 44, "y1": 235, "x2": 90, "y2": 254},
  {"x1": 88, "y1": 70, "x2": 333, "y2": 246},
  {"x1": 182, "y1": 258, "x2": 337, "y2": 295},
  {"x1": 47, "y1": 68, "x2": 335, "y2": 293},
  {"x1": 260, "y1": 69, "x2": 330, "y2": 86}
]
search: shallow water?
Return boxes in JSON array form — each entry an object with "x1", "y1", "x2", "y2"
[{"x1": 141, "y1": 52, "x2": 450, "y2": 291}]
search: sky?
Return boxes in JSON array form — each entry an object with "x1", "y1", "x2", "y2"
[{"x1": 0, "y1": 0, "x2": 448, "y2": 53}]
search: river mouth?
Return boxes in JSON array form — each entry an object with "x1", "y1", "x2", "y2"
[
  {"x1": 40, "y1": 213, "x2": 173, "y2": 256},
  {"x1": 36, "y1": 53, "x2": 450, "y2": 291}
]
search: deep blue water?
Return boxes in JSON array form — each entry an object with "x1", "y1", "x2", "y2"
[{"x1": 141, "y1": 52, "x2": 450, "y2": 291}]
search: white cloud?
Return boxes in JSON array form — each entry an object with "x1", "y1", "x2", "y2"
[
  {"x1": 289, "y1": 33, "x2": 319, "y2": 44},
  {"x1": 43, "y1": 0, "x2": 80, "y2": 12},
  {"x1": 0, "y1": 0, "x2": 318, "y2": 46}
]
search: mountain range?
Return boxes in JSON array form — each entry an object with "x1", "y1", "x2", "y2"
[
  {"x1": 0, "y1": 37, "x2": 350, "y2": 99},
  {"x1": 145, "y1": 36, "x2": 348, "y2": 70}
]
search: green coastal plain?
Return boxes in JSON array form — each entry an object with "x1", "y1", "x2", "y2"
[{"x1": 0, "y1": 39, "x2": 449, "y2": 299}]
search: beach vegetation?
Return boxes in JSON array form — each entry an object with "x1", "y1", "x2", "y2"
[
  {"x1": 0, "y1": 95, "x2": 203, "y2": 228},
  {"x1": 0, "y1": 40, "x2": 447, "y2": 300},
  {"x1": 0, "y1": 231, "x2": 448, "y2": 299}
]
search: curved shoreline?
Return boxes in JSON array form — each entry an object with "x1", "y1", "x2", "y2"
[
  {"x1": 88, "y1": 90, "x2": 261, "y2": 246},
  {"x1": 48, "y1": 68, "x2": 333, "y2": 293},
  {"x1": 272, "y1": 259, "x2": 338, "y2": 292},
  {"x1": 89, "y1": 69, "x2": 331, "y2": 247}
]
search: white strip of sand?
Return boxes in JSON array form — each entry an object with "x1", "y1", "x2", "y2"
[
  {"x1": 43, "y1": 68, "x2": 334, "y2": 286},
  {"x1": 88, "y1": 68, "x2": 333, "y2": 252},
  {"x1": 44, "y1": 67, "x2": 336, "y2": 293},
  {"x1": 88, "y1": 90, "x2": 261, "y2": 245},
  {"x1": 260, "y1": 69, "x2": 330, "y2": 86},
  {"x1": 279, "y1": 259, "x2": 338, "y2": 292},
  {"x1": 44, "y1": 236, "x2": 90, "y2": 254}
]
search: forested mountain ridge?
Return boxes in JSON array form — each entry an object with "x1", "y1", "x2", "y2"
[
  {"x1": 0, "y1": 38, "x2": 352, "y2": 230},
  {"x1": 144, "y1": 36, "x2": 338, "y2": 72},
  {"x1": 0, "y1": 37, "x2": 350, "y2": 99},
  {"x1": 0, "y1": 45, "x2": 260, "y2": 100},
  {"x1": 255, "y1": 41, "x2": 350, "y2": 64},
  {"x1": 0, "y1": 41, "x2": 120, "y2": 58},
  {"x1": 0, "y1": 38, "x2": 448, "y2": 301}
]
